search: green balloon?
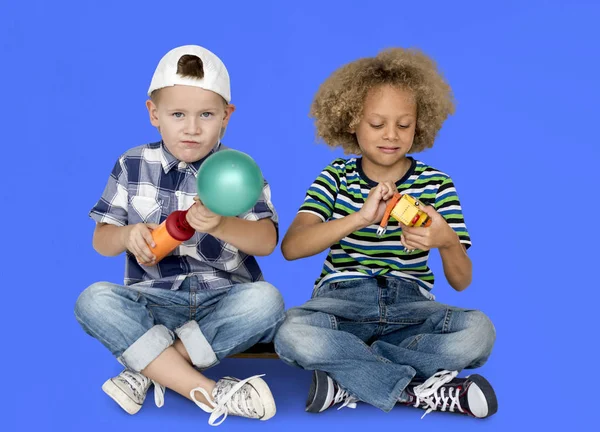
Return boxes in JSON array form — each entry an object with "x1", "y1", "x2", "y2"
[{"x1": 196, "y1": 149, "x2": 264, "y2": 216}]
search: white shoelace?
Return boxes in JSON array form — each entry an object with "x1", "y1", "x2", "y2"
[
  {"x1": 333, "y1": 387, "x2": 358, "y2": 410},
  {"x1": 190, "y1": 374, "x2": 264, "y2": 426},
  {"x1": 412, "y1": 370, "x2": 464, "y2": 419},
  {"x1": 119, "y1": 371, "x2": 164, "y2": 407},
  {"x1": 153, "y1": 381, "x2": 165, "y2": 408}
]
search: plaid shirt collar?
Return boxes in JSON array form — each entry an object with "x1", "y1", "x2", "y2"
[{"x1": 159, "y1": 141, "x2": 223, "y2": 175}]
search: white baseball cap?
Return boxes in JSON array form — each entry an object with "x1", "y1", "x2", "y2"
[{"x1": 147, "y1": 45, "x2": 231, "y2": 102}]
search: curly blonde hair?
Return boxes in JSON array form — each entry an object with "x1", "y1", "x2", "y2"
[{"x1": 310, "y1": 48, "x2": 455, "y2": 154}]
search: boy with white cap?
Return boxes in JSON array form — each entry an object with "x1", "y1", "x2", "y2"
[{"x1": 74, "y1": 45, "x2": 283, "y2": 426}]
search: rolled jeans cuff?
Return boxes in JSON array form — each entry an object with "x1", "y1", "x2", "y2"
[
  {"x1": 175, "y1": 320, "x2": 218, "y2": 370},
  {"x1": 118, "y1": 324, "x2": 174, "y2": 372}
]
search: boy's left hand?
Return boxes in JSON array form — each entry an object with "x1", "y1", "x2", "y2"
[
  {"x1": 186, "y1": 196, "x2": 224, "y2": 234},
  {"x1": 400, "y1": 205, "x2": 459, "y2": 252}
]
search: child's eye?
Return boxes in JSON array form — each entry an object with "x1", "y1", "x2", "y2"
[
  {"x1": 399, "y1": 124, "x2": 410, "y2": 129},
  {"x1": 172, "y1": 112, "x2": 184, "y2": 118},
  {"x1": 370, "y1": 124, "x2": 384, "y2": 129},
  {"x1": 201, "y1": 112, "x2": 214, "y2": 118}
]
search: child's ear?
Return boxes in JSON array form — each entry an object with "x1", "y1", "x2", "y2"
[
  {"x1": 221, "y1": 104, "x2": 236, "y2": 129},
  {"x1": 146, "y1": 100, "x2": 160, "y2": 128}
]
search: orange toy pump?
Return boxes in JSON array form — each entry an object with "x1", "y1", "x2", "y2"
[
  {"x1": 376, "y1": 193, "x2": 432, "y2": 237},
  {"x1": 147, "y1": 210, "x2": 195, "y2": 264}
]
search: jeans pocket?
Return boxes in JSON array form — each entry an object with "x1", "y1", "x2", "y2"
[
  {"x1": 312, "y1": 281, "x2": 336, "y2": 298},
  {"x1": 311, "y1": 278, "x2": 367, "y2": 298},
  {"x1": 409, "y1": 280, "x2": 436, "y2": 301}
]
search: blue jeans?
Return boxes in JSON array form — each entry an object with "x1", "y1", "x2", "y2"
[
  {"x1": 75, "y1": 276, "x2": 285, "y2": 372},
  {"x1": 274, "y1": 276, "x2": 495, "y2": 412}
]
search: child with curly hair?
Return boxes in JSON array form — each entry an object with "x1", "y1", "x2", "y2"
[{"x1": 274, "y1": 48, "x2": 498, "y2": 419}]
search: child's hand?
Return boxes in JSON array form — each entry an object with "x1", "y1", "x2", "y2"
[
  {"x1": 123, "y1": 223, "x2": 160, "y2": 265},
  {"x1": 186, "y1": 197, "x2": 224, "y2": 234},
  {"x1": 358, "y1": 182, "x2": 397, "y2": 226},
  {"x1": 400, "y1": 205, "x2": 459, "y2": 252}
]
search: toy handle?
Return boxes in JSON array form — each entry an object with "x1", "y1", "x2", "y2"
[
  {"x1": 147, "y1": 210, "x2": 195, "y2": 264},
  {"x1": 380, "y1": 193, "x2": 402, "y2": 229}
]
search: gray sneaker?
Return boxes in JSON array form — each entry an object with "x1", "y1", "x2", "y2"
[
  {"x1": 190, "y1": 374, "x2": 276, "y2": 426},
  {"x1": 102, "y1": 369, "x2": 165, "y2": 415}
]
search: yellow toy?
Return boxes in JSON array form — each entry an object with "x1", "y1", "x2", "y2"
[{"x1": 376, "y1": 193, "x2": 432, "y2": 237}]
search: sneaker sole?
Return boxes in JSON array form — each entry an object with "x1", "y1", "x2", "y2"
[
  {"x1": 466, "y1": 374, "x2": 498, "y2": 418},
  {"x1": 305, "y1": 370, "x2": 334, "y2": 413},
  {"x1": 247, "y1": 377, "x2": 277, "y2": 421},
  {"x1": 102, "y1": 378, "x2": 143, "y2": 415}
]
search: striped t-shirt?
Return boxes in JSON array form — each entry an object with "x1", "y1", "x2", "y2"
[{"x1": 299, "y1": 157, "x2": 471, "y2": 292}]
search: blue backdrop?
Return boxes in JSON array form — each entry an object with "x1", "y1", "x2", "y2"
[{"x1": 1, "y1": 0, "x2": 598, "y2": 430}]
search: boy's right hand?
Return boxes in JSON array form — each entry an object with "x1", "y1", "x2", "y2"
[
  {"x1": 122, "y1": 223, "x2": 160, "y2": 266},
  {"x1": 358, "y1": 181, "x2": 397, "y2": 226}
]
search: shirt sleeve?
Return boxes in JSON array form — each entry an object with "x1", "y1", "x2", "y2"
[
  {"x1": 239, "y1": 178, "x2": 279, "y2": 238},
  {"x1": 298, "y1": 162, "x2": 340, "y2": 222},
  {"x1": 434, "y1": 176, "x2": 471, "y2": 249},
  {"x1": 89, "y1": 156, "x2": 129, "y2": 226}
]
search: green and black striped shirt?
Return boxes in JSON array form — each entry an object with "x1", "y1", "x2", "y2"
[{"x1": 298, "y1": 157, "x2": 471, "y2": 292}]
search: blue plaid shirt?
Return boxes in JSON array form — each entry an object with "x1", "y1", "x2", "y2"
[{"x1": 90, "y1": 141, "x2": 278, "y2": 290}]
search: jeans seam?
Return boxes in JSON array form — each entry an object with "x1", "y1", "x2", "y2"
[
  {"x1": 387, "y1": 319, "x2": 422, "y2": 324},
  {"x1": 405, "y1": 334, "x2": 423, "y2": 350},
  {"x1": 328, "y1": 313, "x2": 338, "y2": 330},
  {"x1": 189, "y1": 289, "x2": 193, "y2": 321},
  {"x1": 442, "y1": 308, "x2": 453, "y2": 333},
  {"x1": 191, "y1": 289, "x2": 196, "y2": 319},
  {"x1": 340, "y1": 319, "x2": 379, "y2": 324}
]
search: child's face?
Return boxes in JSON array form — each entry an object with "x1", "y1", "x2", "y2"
[
  {"x1": 353, "y1": 85, "x2": 417, "y2": 166},
  {"x1": 146, "y1": 85, "x2": 235, "y2": 163}
]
